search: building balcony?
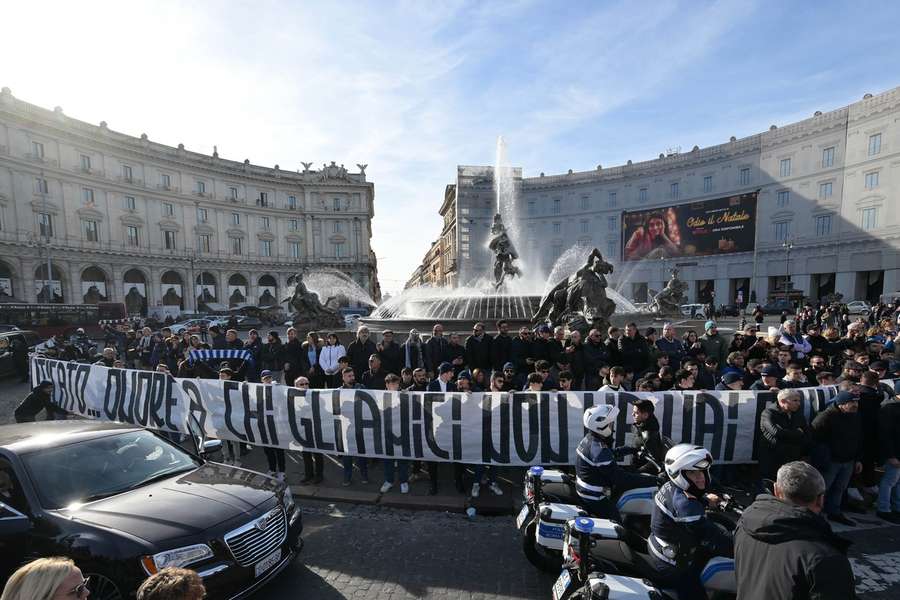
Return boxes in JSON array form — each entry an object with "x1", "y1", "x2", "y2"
[
  {"x1": 194, "y1": 190, "x2": 208, "y2": 197},
  {"x1": 157, "y1": 183, "x2": 179, "y2": 193},
  {"x1": 75, "y1": 166, "x2": 107, "y2": 178},
  {"x1": 25, "y1": 153, "x2": 58, "y2": 167},
  {"x1": 118, "y1": 175, "x2": 143, "y2": 186}
]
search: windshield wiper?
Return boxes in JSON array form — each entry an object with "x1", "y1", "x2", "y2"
[{"x1": 133, "y1": 465, "x2": 196, "y2": 489}]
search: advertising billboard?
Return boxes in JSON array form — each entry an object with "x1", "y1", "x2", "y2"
[{"x1": 621, "y1": 192, "x2": 757, "y2": 261}]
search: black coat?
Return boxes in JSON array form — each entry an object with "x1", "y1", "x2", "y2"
[
  {"x1": 490, "y1": 333, "x2": 512, "y2": 372},
  {"x1": 423, "y1": 336, "x2": 449, "y2": 374},
  {"x1": 812, "y1": 404, "x2": 862, "y2": 464},
  {"x1": 260, "y1": 340, "x2": 285, "y2": 371},
  {"x1": 464, "y1": 334, "x2": 492, "y2": 371},
  {"x1": 879, "y1": 398, "x2": 900, "y2": 461},
  {"x1": 282, "y1": 338, "x2": 304, "y2": 382},
  {"x1": 735, "y1": 495, "x2": 855, "y2": 600},
  {"x1": 618, "y1": 334, "x2": 650, "y2": 374},
  {"x1": 15, "y1": 388, "x2": 64, "y2": 422},
  {"x1": 509, "y1": 336, "x2": 533, "y2": 373},
  {"x1": 346, "y1": 338, "x2": 377, "y2": 378},
  {"x1": 378, "y1": 340, "x2": 403, "y2": 376},
  {"x1": 758, "y1": 405, "x2": 812, "y2": 479},
  {"x1": 361, "y1": 369, "x2": 386, "y2": 390}
]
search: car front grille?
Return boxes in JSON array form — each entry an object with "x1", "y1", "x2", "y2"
[{"x1": 223, "y1": 507, "x2": 287, "y2": 567}]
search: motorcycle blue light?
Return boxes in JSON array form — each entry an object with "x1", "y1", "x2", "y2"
[
  {"x1": 528, "y1": 466, "x2": 544, "y2": 476},
  {"x1": 573, "y1": 517, "x2": 593, "y2": 534}
]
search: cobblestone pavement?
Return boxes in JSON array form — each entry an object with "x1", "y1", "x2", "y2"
[{"x1": 256, "y1": 501, "x2": 555, "y2": 600}]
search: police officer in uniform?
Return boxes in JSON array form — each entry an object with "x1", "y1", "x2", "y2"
[
  {"x1": 648, "y1": 444, "x2": 733, "y2": 599},
  {"x1": 575, "y1": 404, "x2": 657, "y2": 519}
]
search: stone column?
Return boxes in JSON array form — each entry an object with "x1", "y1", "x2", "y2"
[
  {"x1": 714, "y1": 278, "x2": 730, "y2": 306},
  {"x1": 791, "y1": 274, "x2": 812, "y2": 298},
  {"x1": 883, "y1": 269, "x2": 900, "y2": 296},
  {"x1": 835, "y1": 272, "x2": 856, "y2": 300}
]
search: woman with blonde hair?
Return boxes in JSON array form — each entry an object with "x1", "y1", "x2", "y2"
[{"x1": 1, "y1": 557, "x2": 90, "y2": 600}]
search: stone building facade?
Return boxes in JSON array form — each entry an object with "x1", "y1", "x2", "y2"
[
  {"x1": 0, "y1": 88, "x2": 380, "y2": 315},
  {"x1": 427, "y1": 85, "x2": 900, "y2": 305}
]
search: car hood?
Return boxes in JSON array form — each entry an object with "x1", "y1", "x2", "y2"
[{"x1": 61, "y1": 464, "x2": 281, "y2": 544}]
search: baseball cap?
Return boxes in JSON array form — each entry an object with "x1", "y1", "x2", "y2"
[
  {"x1": 760, "y1": 365, "x2": 779, "y2": 376},
  {"x1": 721, "y1": 372, "x2": 743, "y2": 384},
  {"x1": 705, "y1": 320, "x2": 717, "y2": 331},
  {"x1": 457, "y1": 369, "x2": 473, "y2": 381},
  {"x1": 833, "y1": 391, "x2": 858, "y2": 406},
  {"x1": 219, "y1": 365, "x2": 234, "y2": 374},
  {"x1": 260, "y1": 369, "x2": 273, "y2": 378},
  {"x1": 844, "y1": 361, "x2": 864, "y2": 371},
  {"x1": 503, "y1": 362, "x2": 515, "y2": 370}
]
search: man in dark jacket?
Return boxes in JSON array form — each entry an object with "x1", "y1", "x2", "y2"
[
  {"x1": 360, "y1": 353, "x2": 387, "y2": 390},
  {"x1": 423, "y1": 323, "x2": 449, "y2": 376},
  {"x1": 464, "y1": 322, "x2": 492, "y2": 371},
  {"x1": 735, "y1": 460, "x2": 855, "y2": 600},
  {"x1": 14, "y1": 381, "x2": 63, "y2": 422},
  {"x1": 582, "y1": 329, "x2": 610, "y2": 390},
  {"x1": 812, "y1": 391, "x2": 863, "y2": 526},
  {"x1": 490, "y1": 320, "x2": 512, "y2": 372},
  {"x1": 375, "y1": 330, "x2": 402, "y2": 376},
  {"x1": 509, "y1": 326, "x2": 534, "y2": 375},
  {"x1": 877, "y1": 394, "x2": 900, "y2": 522},
  {"x1": 629, "y1": 399, "x2": 665, "y2": 473},
  {"x1": 346, "y1": 326, "x2": 377, "y2": 379},
  {"x1": 618, "y1": 322, "x2": 650, "y2": 375},
  {"x1": 758, "y1": 389, "x2": 811, "y2": 481}
]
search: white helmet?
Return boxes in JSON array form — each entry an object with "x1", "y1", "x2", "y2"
[
  {"x1": 583, "y1": 404, "x2": 619, "y2": 439},
  {"x1": 664, "y1": 443, "x2": 713, "y2": 496}
]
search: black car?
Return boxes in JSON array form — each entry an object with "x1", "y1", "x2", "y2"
[
  {"x1": 0, "y1": 330, "x2": 40, "y2": 378},
  {"x1": 0, "y1": 421, "x2": 302, "y2": 600},
  {"x1": 761, "y1": 299, "x2": 796, "y2": 315}
]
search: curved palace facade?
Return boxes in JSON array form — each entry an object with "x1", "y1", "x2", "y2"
[
  {"x1": 415, "y1": 85, "x2": 900, "y2": 306},
  {"x1": 0, "y1": 87, "x2": 379, "y2": 315}
]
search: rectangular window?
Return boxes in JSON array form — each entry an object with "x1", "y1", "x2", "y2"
[
  {"x1": 289, "y1": 241, "x2": 301, "y2": 258},
  {"x1": 124, "y1": 195, "x2": 136, "y2": 210},
  {"x1": 815, "y1": 215, "x2": 832, "y2": 236},
  {"x1": 639, "y1": 188, "x2": 648, "y2": 203},
  {"x1": 553, "y1": 198, "x2": 561, "y2": 214},
  {"x1": 774, "y1": 221, "x2": 790, "y2": 241},
  {"x1": 289, "y1": 219, "x2": 298, "y2": 231},
  {"x1": 333, "y1": 241, "x2": 346, "y2": 257},
  {"x1": 740, "y1": 168, "x2": 751, "y2": 186},
  {"x1": 580, "y1": 219, "x2": 589, "y2": 234},
  {"x1": 163, "y1": 230, "x2": 177, "y2": 250},
  {"x1": 288, "y1": 195, "x2": 297, "y2": 209},
  {"x1": 231, "y1": 212, "x2": 240, "y2": 226},
  {"x1": 160, "y1": 173, "x2": 171, "y2": 189},
  {"x1": 670, "y1": 182, "x2": 679, "y2": 199},
  {"x1": 197, "y1": 208, "x2": 208, "y2": 223},
  {"x1": 80, "y1": 154, "x2": 91, "y2": 171},
  {"x1": 231, "y1": 237, "x2": 242, "y2": 255},
  {"x1": 580, "y1": 196, "x2": 590, "y2": 210},
  {"x1": 608, "y1": 216, "x2": 617, "y2": 232},
  {"x1": 865, "y1": 171, "x2": 879, "y2": 189},
  {"x1": 82, "y1": 219, "x2": 99, "y2": 242},
  {"x1": 869, "y1": 133, "x2": 882, "y2": 156},
  {"x1": 332, "y1": 197, "x2": 341, "y2": 211},
  {"x1": 822, "y1": 146, "x2": 834, "y2": 168},
  {"x1": 552, "y1": 222, "x2": 561, "y2": 234},
  {"x1": 36, "y1": 177, "x2": 48, "y2": 194},
  {"x1": 528, "y1": 200, "x2": 536, "y2": 215},
  {"x1": 196, "y1": 181, "x2": 206, "y2": 194},
  {"x1": 861, "y1": 207, "x2": 878, "y2": 230},
  {"x1": 37, "y1": 213, "x2": 53, "y2": 237},
  {"x1": 703, "y1": 176, "x2": 712, "y2": 193},
  {"x1": 608, "y1": 192, "x2": 617, "y2": 207},
  {"x1": 122, "y1": 165, "x2": 132, "y2": 181},
  {"x1": 260, "y1": 216, "x2": 270, "y2": 230},
  {"x1": 776, "y1": 190, "x2": 790, "y2": 207},
  {"x1": 818, "y1": 182, "x2": 833, "y2": 199},
  {"x1": 198, "y1": 234, "x2": 212, "y2": 253},
  {"x1": 779, "y1": 158, "x2": 791, "y2": 178},
  {"x1": 259, "y1": 240, "x2": 272, "y2": 257},
  {"x1": 83, "y1": 188, "x2": 94, "y2": 204},
  {"x1": 258, "y1": 192, "x2": 268, "y2": 207},
  {"x1": 606, "y1": 239, "x2": 616, "y2": 258},
  {"x1": 163, "y1": 202, "x2": 174, "y2": 217},
  {"x1": 333, "y1": 221, "x2": 342, "y2": 234},
  {"x1": 552, "y1": 243, "x2": 563, "y2": 257},
  {"x1": 32, "y1": 141, "x2": 44, "y2": 158},
  {"x1": 229, "y1": 186, "x2": 238, "y2": 199},
  {"x1": 126, "y1": 226, "x2": 140, "y2": 246}
]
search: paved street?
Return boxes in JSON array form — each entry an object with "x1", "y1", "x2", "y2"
[{"x1": 4, "y1": 375, "x2": 900, "y2": 599}]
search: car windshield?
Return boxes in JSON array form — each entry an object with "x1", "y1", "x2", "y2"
[{"x1": 22, "y1": 430, "x2": 200, "y2": 509}]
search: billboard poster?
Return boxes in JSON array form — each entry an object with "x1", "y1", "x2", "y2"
[{"x1": 621, "y1": 192, "x2": 757, "y2": 261}]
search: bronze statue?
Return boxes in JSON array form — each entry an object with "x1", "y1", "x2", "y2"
[
  {"x1": 649, "y1": 268, "x2": 687, "y2": 315},
  {"x1": 284, "y1": 271, "x2": 343, "y2": 330},
  {"x1": 488, "y1": 213, "x2": 521, "y2": 290},
  {"x1": 534, "y1": 248, "x2": 616, "y2": 333}
]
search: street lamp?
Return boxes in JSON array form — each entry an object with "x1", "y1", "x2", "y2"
[{"x1": 782, "y1": 238, "x2": 794, "y2": 291}]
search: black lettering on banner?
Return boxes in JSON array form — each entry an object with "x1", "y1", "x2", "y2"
[
  {"x1": 163, "y1": 374, "x2": 179, "y2": 431},
  {"x1": 64, "y1": 362, "x2": 80, "y2": 412},
  {"x1": 424, "y1": 393, "x2": 449, "y2": 460},
  {"x1": 75, "y1": 364, "x2": 90, "y2": 414},
  {"x1": 121, "y1": 370, "x2": 138, "y2": 424},
  {"x1": 55, "y1": 361, "x2": 69, "y2": 412},
  {"x1": 133, "y1": 371, "x2": 155, "y2": 427},
  {"x1": 723, "y1": 392, "x2": 739, "y2": 462},
  {"x1": 512, "y1": 392, "x2": 539, "y2": 463},
  {"x1": 222, "y1": 380, "x2": 248, "y2": 441},
  {"x1": 693, "y1": 392, "x2": 724, "y2": 459},
  {"x1": 181, "y1": 379, "x2": 207, "y2": 434},
  {"x1": 104, "y1": 369, "x2": 123, "y2": 420},
  {"x1": 239, "y1": 383, "x2": 258, "y2": 444},
  {"x1": 309, "y1": 390, "x2": 335, "y2": 451},
  {"x1": 615, "y1": 392, "x2": 639, "y2": 447},
  {"x1": 481, "y1": 392, "x2": 509, "y2": 464},
  {"x1": 262, "y1": 384, "x2": 278, "y2": 446},
  {"x1": 146, "y1": 373, "x2": 166, "y2": 429},
  {"x1": 331, "y1": 389, "x2": 345, "y2": 453},
  {"x1": 383, "y1": 391, "x2": 411, "y2": 458},
  {"x1": 354, "y1": 390, "x2": 383, "y2": 455},
  {"x1": 451, "y1": 393, "x2": 462, "y2": 461},
  {"x1": 411, "y1": 392, "x2": 423, "y2": 458},
  {"x1": 539, "y1": 391, "x2": 568, "y2": 463},
  {"x1": 680, "y1": 391, "x2": 694, "y2": 442},
  {"x1": 660, "y1": 393, "x2": 674, "y2": 440},
  {"x1": 286, "y1": 388, "x2": 314, "y2": 446}
]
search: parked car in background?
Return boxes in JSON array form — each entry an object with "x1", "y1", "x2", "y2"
[
  {"x1": 761, "y1": 299, "x2": 795, "y2": 315},
  {"x1": 235, "y1": 316, "x2": 264, "y2": 330},
  {"x1": 170, "y1": 318, "x2": 213, "y2": 335},
  {"x1": 846, "y1": 300, "x2": 872, "y2": 315},
  {"x1": 679, "y1": 304, "x2": 707, "y2": 318},
  {"x1": 0, "y1": 421, "x2": 303, "y2": 599},
  {"x1": 720, "y1": 304, "x2": 741, "y2": 317}
]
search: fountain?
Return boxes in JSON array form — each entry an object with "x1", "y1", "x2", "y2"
[
  {"x1": 362, "y1": 137, "x2": 645, "y2": 334},
  {"x1": 285, "y1": 268, "x2": 377, "y2": 331}
]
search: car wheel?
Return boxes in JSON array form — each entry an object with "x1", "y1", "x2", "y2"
[{"x1": 83, "y1": 572, "x2": 124, "y2": 600}]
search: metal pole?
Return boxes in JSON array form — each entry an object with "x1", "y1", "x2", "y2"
[{"x1": 40, "y1": 169, "x2": 53, "y2": 300}]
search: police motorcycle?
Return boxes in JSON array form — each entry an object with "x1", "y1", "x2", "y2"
[
  {"x1": 519, "y1": 406, "x2": 667, "y2": 573},
  {"x1": 551, "y1": 446, "x2": 741, "y2": 600}
]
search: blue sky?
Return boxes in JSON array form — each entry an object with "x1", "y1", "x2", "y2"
[{"x1": 4, "y1": 0, "x2": 900, "y2": 294}]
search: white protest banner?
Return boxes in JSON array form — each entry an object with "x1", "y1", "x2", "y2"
[{"x1": 30, "y1": 357, "x2": 841, "y2": 465}]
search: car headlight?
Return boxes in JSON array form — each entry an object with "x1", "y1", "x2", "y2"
[
  {"x1": 141, "y1": 544, "x2": 214, "y2": 575},
  {"x1": 282, "y1": 486, "x2": 295, "y2": 513}
]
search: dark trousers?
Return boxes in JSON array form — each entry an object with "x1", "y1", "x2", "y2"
[
  {"x1": 302, "y1": 452, "x2": 324, "y2": 477},
  {"x1": 425, "y1": 462, "x2": 466, "y2": 493},
  {"x1": 264, "y1": 447, "x2": 286, "y2": 472}
]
